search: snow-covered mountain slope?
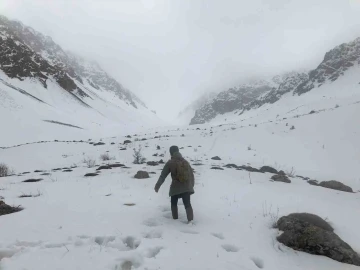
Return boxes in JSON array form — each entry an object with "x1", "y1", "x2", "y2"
[
  {"x1": 177, "y1": 92, "x2": 217, "y2": 125},
  {"x1": 189, "y1": 79, "x2": 279, "y2": 125},
  {"x1": 295, "y1": 37, "x2": 360, "y2": 95},
  {"x1": 188, "y1": 37, "x2": 360, "y2": 126},
  {"x1": 0, "y1": 85, "x2": 359, "y2": 269},
  {"x1": 0, "y1": 15, "x2": 161, "y2": 146}
]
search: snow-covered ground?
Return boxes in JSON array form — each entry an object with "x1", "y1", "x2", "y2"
[
  {"x1": 0, "y1": 72, "x2": 163, "y2": 146},
  {"x1": 1, "y1": 64, "x2": 360, "y2": 269},
  {"x1": 1, "y1": 97, "x2": 360, "y2": 269}
]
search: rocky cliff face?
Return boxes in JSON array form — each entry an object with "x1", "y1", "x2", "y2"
[
  {"x1": 189, "y1": 79, "x2": 278, "y2": 125},
  {"x1": 0, "y1": 15, "x2": 144, "y2": 108},
  {"x1": 247, "y1": 72, "x2": 309, "y2": 109},
  {"x1": 187, "y1": 37, "x2": 360, "y2": 125},
  {"x1": 295, "y1": 37, "x2": 360, "y2": 95}
]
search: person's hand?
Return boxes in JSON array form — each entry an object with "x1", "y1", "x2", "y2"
[{"x1": 154, "y1": 186, "x2": 159, "y2": 193}]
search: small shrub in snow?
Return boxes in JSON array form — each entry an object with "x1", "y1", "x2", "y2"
[
  {"x1": 247, "y1": 145, "x2": 252, "y2": 151},
  {"x1": 0, "y1": 163, "x2": 11, "y2": 177},
  {"x1": 290, "y1": 125, "x2": 295, "y2": 130},
  {"x1": 157, "y1": 145, "x2": 160, "y2": 150},
  {"x1": 335, "y1": 104, "x2": 340, "y2": 108},
  {"x1": 83, "y1": 157, "x2": 96, "y2": 168},
  {"x1": 133, "y1": 146, "x2": 146, "y2": 164},
  {"x1": 286, "y1": 167, "x2": 296, "y2": 177},
  {"x1": 262, "y1": 201, "x2": 279, "y2": 228},
  {"x1": 100, "y1": 153, "x2": 114, "y2": 161},
  {"x1": 19, "y1": 190, "x2": 42, "y2": 198}
]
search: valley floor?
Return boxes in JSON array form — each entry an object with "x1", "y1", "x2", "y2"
[{"x1": 1, "y1": 115, "x2": 359, "y2": 269}]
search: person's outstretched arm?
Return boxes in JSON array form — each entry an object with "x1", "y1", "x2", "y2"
[{"x1": 154, "y1": 161, "x2": 170, "y2": 192}]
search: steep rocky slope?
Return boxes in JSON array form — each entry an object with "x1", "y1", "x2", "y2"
[
  {"x1": 0, "y1": 15, "x2": 144, "y2": 109},
  {"x1": 189, "y1": 79, "x2": 279, "y2": 125},
  {"x1": 0, "y1": 15, "x2": 160, "y2": 145},
  {"x1": 295, "y1": 37, "x2": 360, "y2": 95},
  {"x1": 188, "y1": 37, "x2": 360, "y2": 125}
]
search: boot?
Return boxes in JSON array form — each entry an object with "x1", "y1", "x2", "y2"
[
  {"x1": 171, "y1": 205, "x2": 178, "y2": 219},
  {"x1": 185, "y1": 206, "x2": 194, "y2": 222}
]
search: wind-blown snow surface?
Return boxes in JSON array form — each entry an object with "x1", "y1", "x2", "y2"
[
  {"x1": 1, "y1": 72, "x2": 360, "y2": 269},
  {"x1": 0, "y1": 72, "x2": 163, "y2": 146}
]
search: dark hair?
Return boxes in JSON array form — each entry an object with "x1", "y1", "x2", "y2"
[{"x1": 169, "y1": 145, "x2": 179, "y2": 155}]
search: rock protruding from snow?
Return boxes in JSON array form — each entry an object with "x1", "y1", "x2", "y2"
[
  {"x1": 134, "y1": 171, "x2": 150, "y2": 179},
  {"x1": 211, "y1": 156, "x2": 221, "y2": 161},
  {"x1": 0, "y1": 200, "x2": 23, "y2": 216},
  {"x1": 271, "y1": 174, "x2": 291, "y2": 183},
  {"x1": 277, "y1": 213, "x2": 360, "y2": 266},
  {"x1": 319, "y1": 180, "x2": 353, "y2": 193},
  {"x1": 146, "y1": 161, "x2": 159, "y2": 166},
  {"x1": 259, "y1": 166, "x2": 278, "y2": 174}
]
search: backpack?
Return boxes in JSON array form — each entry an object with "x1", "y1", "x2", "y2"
[{"x1": 175, "y1": 158, "x2": 190, "y2": 183}]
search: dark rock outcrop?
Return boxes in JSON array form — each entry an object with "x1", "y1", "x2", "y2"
[
  {"x1": 96, "y1": 165, "x2": 112, "y2": 171},
  {"x1": 277, "y1": 213, "x2": 360, "y2": 266},
  {"x1": 308, "y1": 180, "x2": 319, "y2": 186},
  {"x1": 93, "y1": 142, "x2": 105, "y2": 146},
  {"x1": 109, "y1": 164, "x2": 125, "y2": 168},
  {"x1": 23, "y1": 178, "x2": 43, "y2": 183},
  {"x1": 147, "y1": 161, "x2": 159, "y2": 166},
  {"x1": 84, "y1": 173, "x2": 99, "y2": 177},
  {"x1": 134, "y1": 171, "x2": 150, "y2": 179},
  {"x1": 260, "y1": 166, "x2": 278, "y2": 174},
  {"x1": 271, "y1": 174, "x2": 291, "y2": 183},
  {"x1": 319, "y1": 180, "x2": 353, "y2": 193},
  {"x1": 0, "y1": 201, "x2": 23, "y2": 216},
  {"x1": 237, "y1": 165, "x2": 261, "y2": 173},
  {"x1": 224, "y1": 164, "x2": 239, "y2": 169},
  {"x1": 211, "y1": 167, "x2": 224, "y2": 170},
  {"x1": 211, "y1": 156, "x2": 221, "y2": 161}
]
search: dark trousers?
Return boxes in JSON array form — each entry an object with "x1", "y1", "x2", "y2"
[{"x1": 171, "y1": 192, "x2": 192, "y2": 209}]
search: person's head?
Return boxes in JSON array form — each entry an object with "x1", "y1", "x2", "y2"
[{"x1": 169, "y1": 145, "x2": 179, "y2": 156}]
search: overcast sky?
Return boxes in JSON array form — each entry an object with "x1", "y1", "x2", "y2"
[{"x1": 1, "y1": 0, "x2": 360, "y2": 121}]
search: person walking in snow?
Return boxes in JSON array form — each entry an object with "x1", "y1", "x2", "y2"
[{"x1": 154, "y1": 145, "x2": 195, "y2": 222}]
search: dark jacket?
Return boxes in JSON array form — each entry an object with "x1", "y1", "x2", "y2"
[{"x1": 155, "y1": 152, "x2": 195, "y2": 197}]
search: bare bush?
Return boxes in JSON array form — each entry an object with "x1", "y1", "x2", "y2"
[
  {"x1": 133, "y1": 146, "x2": 146, "y2": 164},
  {"x1": 262, "y1": 201, "x2": 280, "y2": 228},
  {"x1": 19, "y1": 190, "x2": 42, "y2": 198},
  {"x1": 286, "y1": 167, "x2": 296, "y2": 177},
  {"x1": 83, "y1": 157, "x2": 96, "y2": 168},
  {"x1": 0, "y1": 163, "x2": 10, "y2": 177},
  {"x1": 100, "y1": 153, "x2": 114, "y2": 161}
]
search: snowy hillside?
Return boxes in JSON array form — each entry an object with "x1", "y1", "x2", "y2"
[
  {"x1": 189, "y1": 81, "x2": 270, "y2": 125},
  {"x1": 188, "y1": 37, "x2": 360, "y2": 126},
  {"x1": 1, "y1": 13, "x2": 360, "y2": 270},
  {"x1": 177, "y1": 92, "x2": 217, "y2": 125},
  {"x1": 0, "y1": 15, "x2": 161, "y2": 146},
  {"x1": 1, "y1": 83, "x2": 360, "y2": 269},
  {"x1": 189, "y1": 76, "x2": 294, "y2": 125}
]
